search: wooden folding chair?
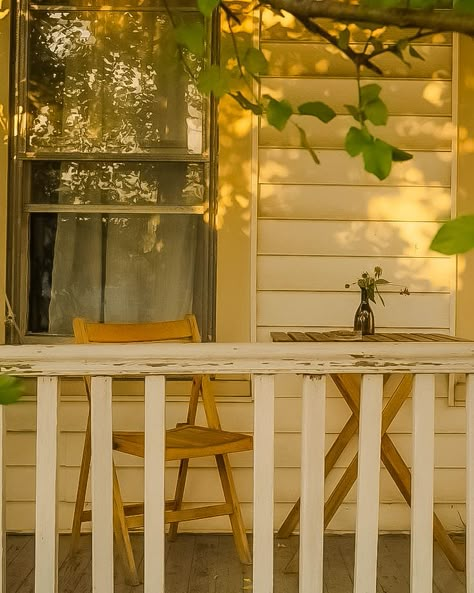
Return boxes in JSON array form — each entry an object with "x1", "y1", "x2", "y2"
[{"x1": 70, "y1": 314, "x2": 252, "y2": 585}]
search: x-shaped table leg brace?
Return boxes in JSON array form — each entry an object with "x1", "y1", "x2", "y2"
[{"x1": 278, "y1": 374, "x2": 464, "y2": 573}]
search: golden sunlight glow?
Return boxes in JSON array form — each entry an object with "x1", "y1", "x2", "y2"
[
  {"x1": 423, "y1": 81, "x2": 447, "y2": 107},
  {"x1": 367, "y1": 188, "x2": 451, "y2": 223},
  {"x1": 261, "y1": 10, "x2": 296, "y2": 33}
]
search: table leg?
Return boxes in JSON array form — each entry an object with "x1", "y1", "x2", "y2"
[
  {"x1": 381, "y1": 434, "x2": 465, "y2": 571},
  {"x1": 277, "y1": 413, "x2": 359, "y2": 538},
  {"x1": 280, "y1": 374, "x2": 412, "y2": 535}
]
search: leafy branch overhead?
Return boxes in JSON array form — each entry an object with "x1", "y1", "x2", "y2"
[{"x1": 173, "y1": 0, "x2": 474, "y2": 181}]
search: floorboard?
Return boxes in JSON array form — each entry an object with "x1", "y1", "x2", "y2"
[{"x1": 4, "y1": 533, "x2": 466, "y2": 593}]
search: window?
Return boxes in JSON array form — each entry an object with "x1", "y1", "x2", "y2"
[{"x1": 9, "y1": 0, "x2": 216, "y2": 341}]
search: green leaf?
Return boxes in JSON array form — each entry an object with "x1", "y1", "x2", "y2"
[
  {"x1": 454, "y1": 0, "x2": 474, "y2": 13},
  {"x1": 174, "y1": 22, "x2": 205, "y2": 56},
  {"x1": 197, "y1": 65, "x2": 231, "y2": 97},
  {"x1": 297, "y1": 101, "x2": 336, "y2": 123},
  {"x1": 361, "y1": 0, "x2": 403, "y2": 5},
  {"x1": 391, "y1": 146, "x2": 413, "y2": 162},
  {"x1": 345, "y1": 126, "x2": 372, "y2": 157},
  {"x1": 409, "y1": 0, "x2": 436, "y2": 6},
  {"x1": 396, "y1": 39, "x2": 408, "y2": 52},
  {"x1": 0, "y1": 376, "x2": 24, "y2": 405},
  {"x1": 345, "y1": 104, "x2": 362, "y2": 122},
  {"x1": 265, "y1": 97, "x2": 293, "y2": 131},
  {"x1": 231, "y1": 91, "x2": 263, "y2": 115},
  {"x1": 360, "y1": 84, "x2": 381, "y2": 107},
  {"x1": 430, "y1": 215, "x2": 474, "y2": 254},
  {"x1": 390, "y1": 43, "x2": 411, "y2": 66},
  {"x1": 295, "y1": 123, "x2": 320, "y2": 164},
  {"x1": 370, "y1": 39, "x2": 384, "y2": 53},
  {"x1": 242, "y1": 47, "x2": 268, "y2": 76},
  {"x1": 197, "y1": 0, "x2": 219, "y2": 17},
  {"x1": 364, "y1": 98, "x2": 388, "y2": 126},
  {"x1": 362, "y1": 138, "x2": 393, "y2": 180},
  {"x1": 409, "y1": 45, "x2": 425, "y2": 60},
  {"x1": 337, "y1": 28, "x2": 350, "y2": 50}
]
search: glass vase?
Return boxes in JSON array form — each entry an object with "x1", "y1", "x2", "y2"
[{"x1": 353, "y1": 287, "x2": 375, "y2": 335}]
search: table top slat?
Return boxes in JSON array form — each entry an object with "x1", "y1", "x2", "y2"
[
  {"x1": 362, "y1": 334, "x2": 397, "y2": 342},
  {"x1": 307, "y1": 332, "x2": 334, "y2": 342},
  {"x1": 270, "y1": 332, "x2": 294, "y2": 343},
  {"x1": 288, "y1": 332, "x2": 314, "y2": 342},
  {"x1": 271, "y1": 332, "x2": 472, "y2": 343}
]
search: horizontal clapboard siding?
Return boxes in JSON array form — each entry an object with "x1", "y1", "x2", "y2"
[
  {"x1": 260, "y1": 116, "x2": 455, "y2": 150},
  {"x1": 261, "y1": 79, "x2": 452, "y2": 116},
  {"x1": 4, "y1": 465, "x2": 468, "y2": 504},
  {"x1": 258, "y1": 185, "x2": 452, "y2": 220},
  {"x1": 260, "y1": 15, "x2": 453, "y2": 45},
  {"x1": 3, "y1": 500, "x2": 467, "y2": 534},
  {"x1": 257, "y1": 257, "x2": 453, "y2": 291},
  {"x1": 257, "y1": 292, "x2": 450, "y2": 328},
  {"x1": 259, "y1": 149, "x2": 451, "y2": 186},
  {"x1": 262, "y1": 43, "x2": 452, "y2": 79},
  {"x1": 258, "y1": 220, "x2": 447, "y2": 257}
]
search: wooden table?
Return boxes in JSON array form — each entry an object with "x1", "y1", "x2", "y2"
[{"x1": 271, "y1": 331, "x2": 468, "y2": 572}]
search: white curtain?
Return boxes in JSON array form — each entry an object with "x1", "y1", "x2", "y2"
[
  {"x1": 49, "y1": 213, "x2": 197, "y2": 334},
  {"x1": 44, "y1": 11, "x2": 203, "y2": 334}
]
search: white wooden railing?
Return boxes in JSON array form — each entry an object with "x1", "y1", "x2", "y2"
[{"x1": 1, "y1": 341, "x2": 474, "y2": 593}]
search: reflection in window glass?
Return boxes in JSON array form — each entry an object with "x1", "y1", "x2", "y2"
[
  {"x1": 28, "y1": 11, "x2": 204, "y2": 154},
  {"x1": 30, "y1": 161, "x2": 206, "y2": 205}
]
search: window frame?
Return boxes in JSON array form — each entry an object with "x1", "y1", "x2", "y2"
[{"x1": 8, "y1": 0, "x2": 218, "y2": 343}]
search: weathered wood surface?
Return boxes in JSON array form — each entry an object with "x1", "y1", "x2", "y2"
[
  {"x1": 4, "y1": 534, "x2": 466, "y2": 593},
  {"x1": 1, "y1": 341, "x2": 474, "y2": 375}
]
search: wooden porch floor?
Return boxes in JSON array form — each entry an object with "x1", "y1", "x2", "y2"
[{"x1": 6, "y1": 533, "x2": 466, "y2": 593}]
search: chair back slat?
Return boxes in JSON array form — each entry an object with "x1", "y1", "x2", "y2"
[{"x1": 74, "y1": 315, "x2": 200, "y2": 344}]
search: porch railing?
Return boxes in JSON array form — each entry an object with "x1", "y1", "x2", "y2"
[{"x1": 0, "y1": 340, "x2": 474, "y2": 593}]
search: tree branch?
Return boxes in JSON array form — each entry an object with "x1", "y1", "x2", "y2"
[{"x1": 262, "y1": 0, "x2": 474, "y2": 36}]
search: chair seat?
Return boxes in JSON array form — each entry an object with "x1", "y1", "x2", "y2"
[{"x1": 113, "y1": 425, "x2": 253, "y2": 461}]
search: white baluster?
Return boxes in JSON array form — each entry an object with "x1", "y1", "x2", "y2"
[
  {"x1": 466, "y1": 374, "x2": 474, "y2": 593},
  {"x1": 91, "y1": 376, "x2": 113, "y2": 593},
  {"x1": 0, "y1": 404, "x2": 4, "y2": 593},
  {"x1": 300, "y1": 375, "x2": 326, "y2": 593},
  {"x1": 410, "y1": 374, "x2": 435, "y2": 593},
  {"x1": 144, "y1": 375, "x2": 166, "y2": 593},
  {"x1": 253, "y1": 374, "x2": 275, "y2": 593},
  {"x1": 354, "y1": 374, "x2": 383, "y2": 593},
  {"x1": 35, "y1": 377, "x2": 59, "y2": 593}
]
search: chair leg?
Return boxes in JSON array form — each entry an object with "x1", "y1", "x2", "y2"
[
  {"x1": 216, "y1": 454, "x2": 252, "y2": 564},
  {"x1": 112, "y1": 466, "x2": 140, "y2": 586},
  {"x1": 71, "y1": 413, "x2": 91, "y2": 555},
  {"x1": 167, "y1": 458, "x2": 189, "y2": 541}
]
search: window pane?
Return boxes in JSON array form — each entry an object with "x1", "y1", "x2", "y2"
[
  {"x1": 28, "y1": 11, "x2": 205, "y2": 154},
  {"x1": 28, "y1": 212, "x2": 204, "y2": 334},
  {"x1": 30, "y1": 161, "x2": 206, "y2": 205}
]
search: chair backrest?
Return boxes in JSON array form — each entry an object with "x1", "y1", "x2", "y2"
[
  {"x1": 73, "y1": 314, "x2": 221, "y2": 429},
  {"x1": 73, "y1": 314, "x2": 201, "y2": 345}
]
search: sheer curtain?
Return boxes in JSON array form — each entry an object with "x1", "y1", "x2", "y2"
[{"x1": 46, "y1": 11, "x2": 202, "y2": 334}]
